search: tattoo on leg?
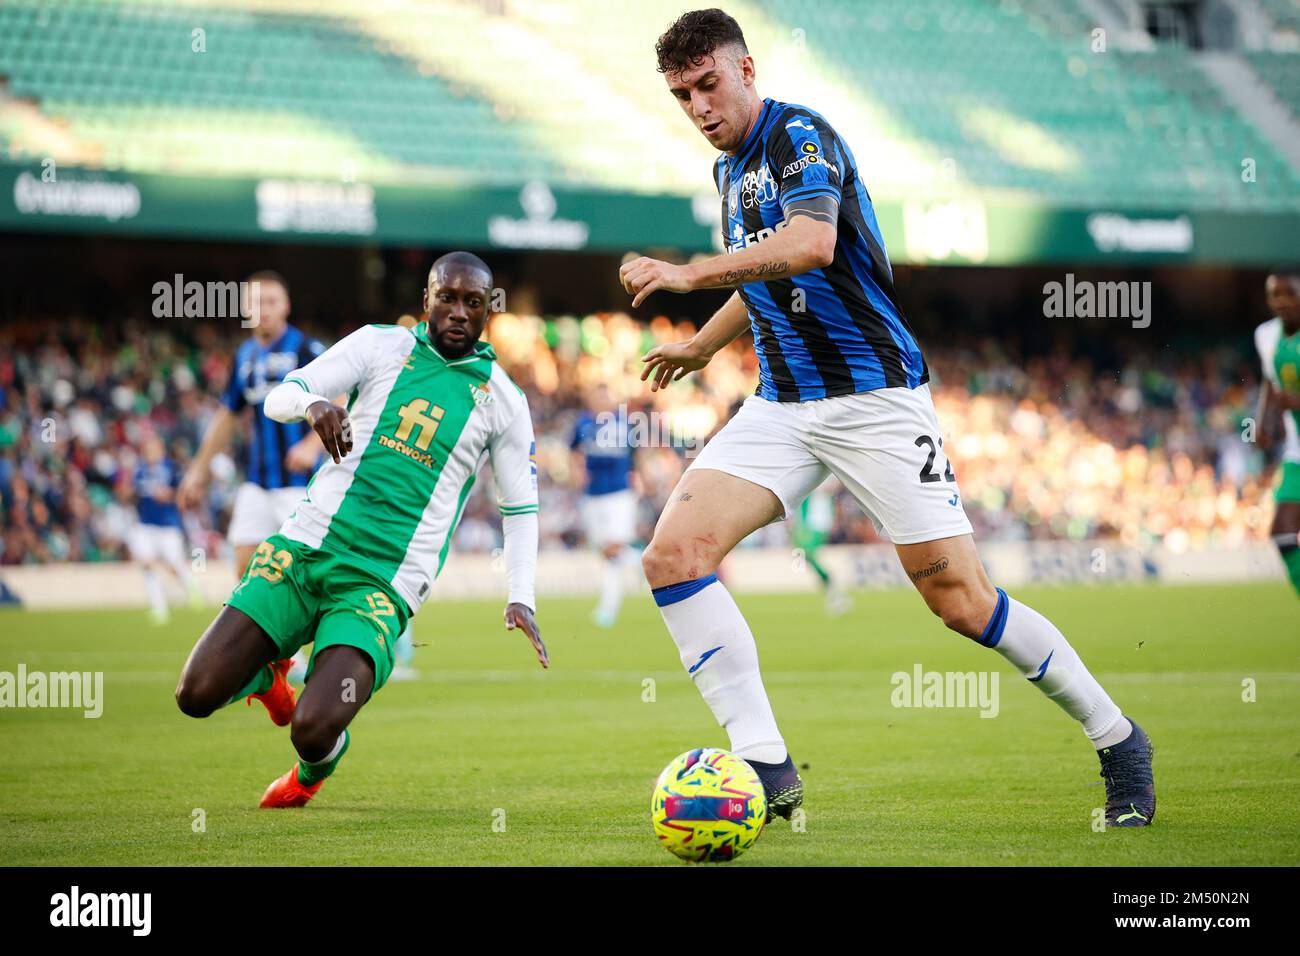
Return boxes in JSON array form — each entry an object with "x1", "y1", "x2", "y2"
[
  {"x1": 908, "y1": 556, "x2": 949, "y2": 582},
  {"x1": 677, "y1": 492, "x2": 693, "y2": 502}
]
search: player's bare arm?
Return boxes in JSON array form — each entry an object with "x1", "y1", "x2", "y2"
[
  {"x1": 488, "y1": 378, "x2": 546, "y2": 668},
  {"x1": 620, "y1": 214, "x2": 836, "y2": 308},
  {"x1": 177, "y1": 405, "x2": 239, "y2": 509},
  {"x1": 641, "y1": 291, "x2": 749, "y2": 391}
]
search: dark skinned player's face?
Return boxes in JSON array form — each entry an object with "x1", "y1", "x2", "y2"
[
  {"x1": 423, "y1": 267, "x2": 491, "y2": 358},
  {"x1": 1266, "y1": 275, "x2": 1300, "y2": 333}
]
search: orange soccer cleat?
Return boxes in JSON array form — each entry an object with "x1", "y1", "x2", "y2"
[
  {"x1": 259, "y1": 766, "x2": 323, "y2": 808},
  {"x1": 246, "y1": 659, "x2": 297, "y2": 726}
]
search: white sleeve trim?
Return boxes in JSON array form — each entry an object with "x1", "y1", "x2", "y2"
[
  {"x1": 1256, "y1": 318, "x2": 1281, "y2": 386},
  {"x1": 264, "y1": 381, "x2": 330, "y2": 423}
]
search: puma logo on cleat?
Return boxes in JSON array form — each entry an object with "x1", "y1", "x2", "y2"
[{"x1": 1116, "y1": 804, "x2": 1147, "y2": 824}]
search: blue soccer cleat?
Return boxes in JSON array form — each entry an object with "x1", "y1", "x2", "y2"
[
  {"x1": 745, "y1": 754, "x2": 804, "y2": 822},
  {"x1": 1098, "y1": 718, "x2": 1156, "y2": 827}
]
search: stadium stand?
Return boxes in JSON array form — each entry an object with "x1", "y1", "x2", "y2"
[
  {"x1": 0, "y1": 311, "x2": 1274, "y2": 565},
  {"x1": 1, "y1": 0, "x2": 1297, "y2": 206},
  {"x1": 1247, "y1": 51, "x2": 1300, "y2": 120}
]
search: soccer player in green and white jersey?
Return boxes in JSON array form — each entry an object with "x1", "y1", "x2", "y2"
[
  {"x1": 175, "y1": 252, "x2": 547, "y2": 808},
  {"x1": 793, "y1": 478, "x2": 852, "y2": 615},
  {"x1": 1254, "y1": 265, "x2": 1300, "y2": 598}
]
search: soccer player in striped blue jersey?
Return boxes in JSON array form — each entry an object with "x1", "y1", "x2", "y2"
[
  {"x1": 623, "y1": 8, "x2": 1155, "y2": 827},
  {"x1": 126, "y1": 434, "x2": 200, "y2": 624},
  {"x1": 570, "y1": 384, "x2": 642, "y2": 628},
  {"x1": 177, "y1": 271, "x2": 328, "y2": 578}
]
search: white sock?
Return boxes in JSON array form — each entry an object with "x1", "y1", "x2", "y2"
[
  {"x1": 143, "y1": 568, "x2": 168, "y2": 616},
  {"x1": 654, "y1": 574, "x2": 787, "y2": 763},
  {"x1": 597, "y1": 552, "x2": 626, "y2": 618},
  {"x1": 980, "y1": 589, "x2": 1131, "y2": 749}
]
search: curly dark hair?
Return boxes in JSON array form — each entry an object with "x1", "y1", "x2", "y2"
[{"x1": 655, "y1": 8, "x2": 748, "y2": 75}]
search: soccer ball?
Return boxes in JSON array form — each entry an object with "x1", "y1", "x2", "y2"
[{"x1": 651, "y1": 748, "x2": 767, "y2": 862}]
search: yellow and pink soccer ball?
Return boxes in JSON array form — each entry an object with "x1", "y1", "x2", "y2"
[{"x1": 651, "y1": 748, "x2": 767, "y2": 862}]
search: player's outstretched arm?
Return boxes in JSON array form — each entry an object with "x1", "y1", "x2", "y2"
[
  {"x1": 263, "y1": 384, "x2": 353, "y2": 463},
  {"x1": 265, "y1": 325, "x2": 383, "y2": 461},
  {"x1": 286, "y1": 394, "x2": 350, "y2": 471},
  {"x1": 641, "y1": 291, "x2": 749, "y2": 392},
  {"x1": 619, "y1": 215, "x2": 836, "y2": 307},
  {"x1": 177, "y1": 406, "x2": 238, "y2": 510},
  {"x1": 489, "y1": 404, "x2": 547, "y2": 668}
]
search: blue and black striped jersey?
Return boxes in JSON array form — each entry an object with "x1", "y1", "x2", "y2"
[
  {"x1": 716, "y1": 97, "x2": 928, "y2": 402},
  {"x1": 134, "y1": 457, "x2": 183, "y2": 528},
  {"x1": 221, "y1": 325, "x2": 326, "y2": 489}
]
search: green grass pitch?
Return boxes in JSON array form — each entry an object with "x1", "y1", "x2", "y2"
[{"x1": 0, "y1": 582, "x2": 1296, "y2": 866}]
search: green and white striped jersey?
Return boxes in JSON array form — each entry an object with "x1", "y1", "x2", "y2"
[
  {"x1": 277, "y1": 322, "x2": 538, "y2": 612},
  {"x1": 1256, "y1": 317, "x2": 1300, "y2": 464}
]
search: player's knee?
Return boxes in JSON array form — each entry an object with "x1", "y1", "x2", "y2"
[
  {"x1": 174, "y1": 675, "x2": 220, "y2": 718},
  {"x1": 290, "y1": 713, "x2": 341, "y2": 764},
  {"x1": 924, "y1": 589, "x2": 990, "y2": 641},
  {"x1": 640, "y1": 541, "x2": 670, "y2": 587},
  {"x1": 942, "y1": 605, "x2": 989, "y2": 641},
  {"x1": 641, "y1": 535, "x2": 718, "y2": 590}
]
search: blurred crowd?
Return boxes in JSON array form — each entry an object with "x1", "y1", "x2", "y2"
[{"x1": 0, "y1": 311, "x2": 1279, "y2": 566}]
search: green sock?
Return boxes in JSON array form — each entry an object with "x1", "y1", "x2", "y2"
[
  {"x1": 296, "y1": 729, "x2": 350, "y2": 786},
  {"x1": 807, "y1": 554, "x2": 831, "y2": 587},
  {"x1": 1282, "y1": 543, "x2": 1300, "y2": 598},
  {"x1": 227, "y1": 664, "x2": 274, "y2": 705}
]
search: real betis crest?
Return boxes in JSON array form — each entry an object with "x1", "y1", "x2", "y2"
[{"x1": 469, "y1": 382, "x2": 494, "y2": 407}]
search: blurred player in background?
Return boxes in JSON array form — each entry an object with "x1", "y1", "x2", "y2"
[
  {"x1": 794, "y1": 477, "x2": 852, "y2": 615},
  {"x1": 571, "y1": 383, "x2": 642, "y2": 627},
  {"x1": 175, "y1": 252, "x2": 545, "y2": 808},
  {"x1": 127, "y1": 434, "x2": 199, "y2": 623},
  {"x1": 177, "y1": 271, "x2": 327, "y2": 575},
  {"x1": 624, "y1": 8, "x2": 1156, "y2": 827},
  {"x1": 1254, "y1": 265, "x2": 1300, "y2": 598}
]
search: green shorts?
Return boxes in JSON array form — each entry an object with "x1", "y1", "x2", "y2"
[
  {"x1": 1278, "y1": 461, "x2": 1300, "y2": 504},
  {"x1": 226, "y1": 535, "x2": 409, "y2": 693}
]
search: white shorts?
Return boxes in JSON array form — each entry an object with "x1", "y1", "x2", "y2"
[
  {"x1": 228, "y1": 482, "x2": 307, "y2": 546},
  {"x1": 582, "y1": 489, "x2": 638, "y2": 547},
  {"x1": 686, "y1": 384, "x2": 973, "y2": 546},
  {"x1": 128, "y1": 523, "x2": 187, "y2": 566}
]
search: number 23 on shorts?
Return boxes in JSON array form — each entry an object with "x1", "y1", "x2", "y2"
[{"x1": 248, "y1": 541, "x2": 294, "y2": 584}]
